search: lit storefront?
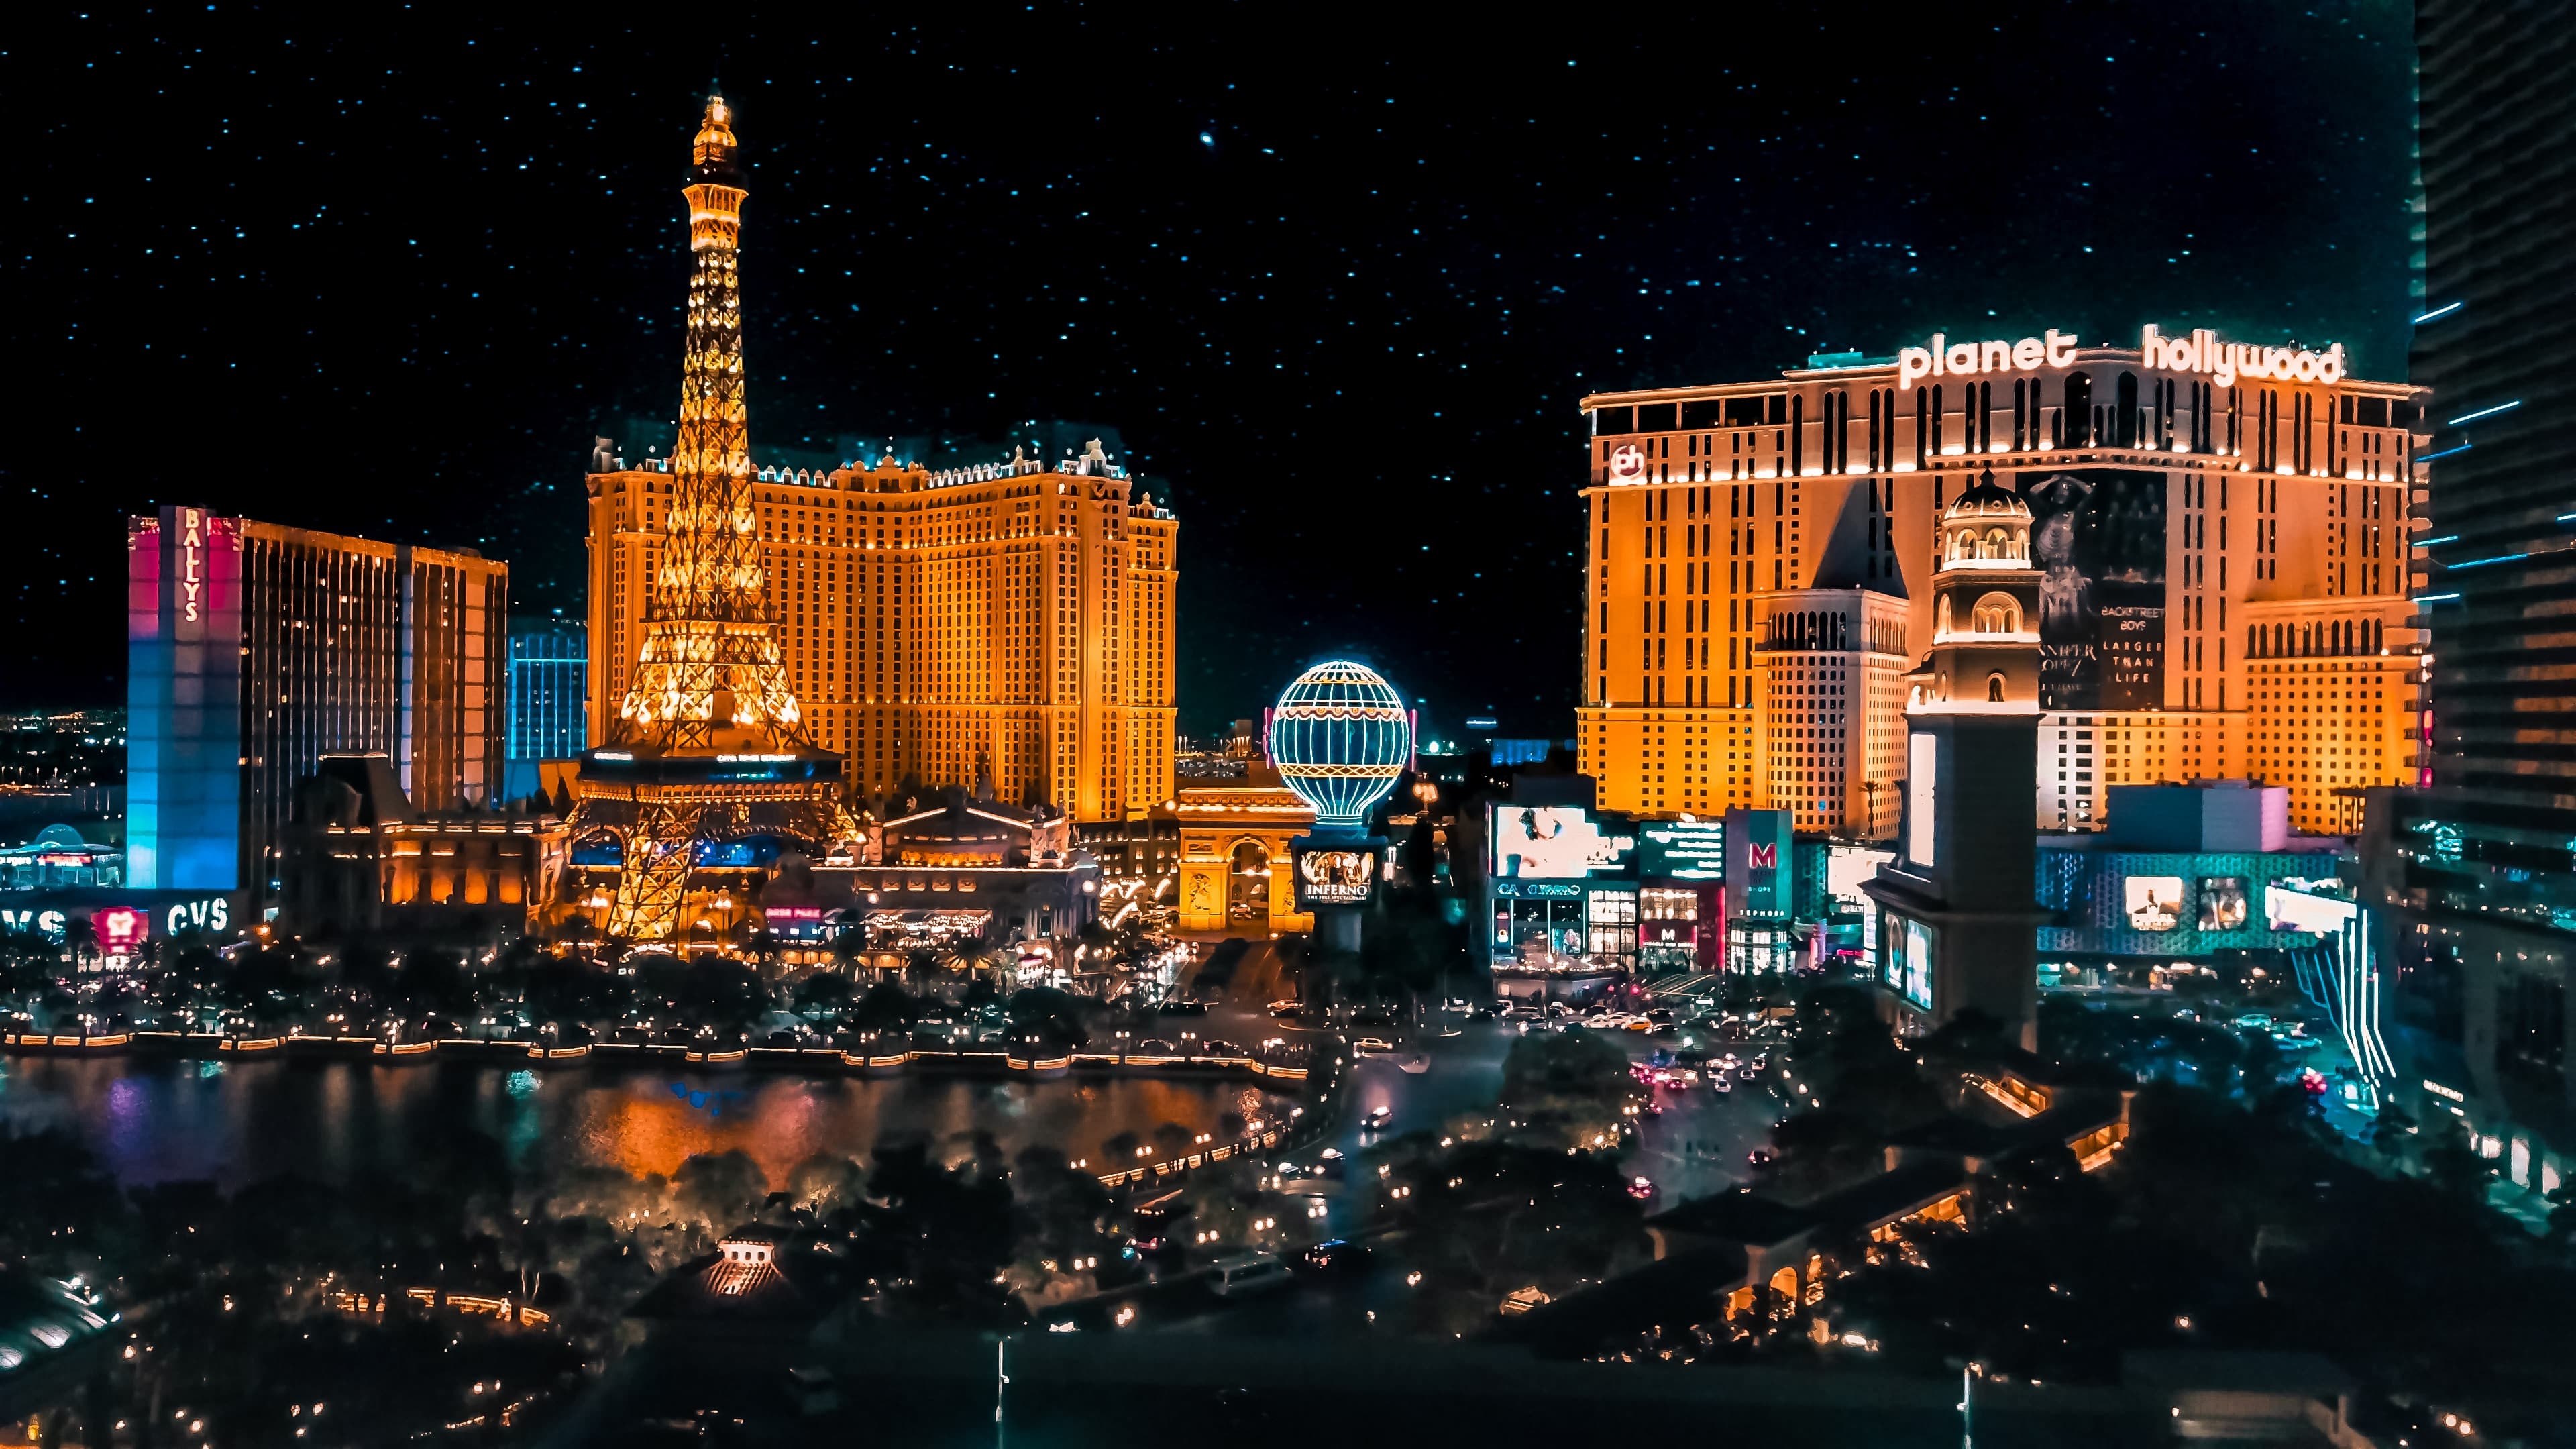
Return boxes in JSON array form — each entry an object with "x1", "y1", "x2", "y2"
[
  {"x1": 1484, "y1": 798, "x2": 1638, "y2": 998},
  {"x1": 1636, "y1": 818, "x2": 1724, "y2": 971}
]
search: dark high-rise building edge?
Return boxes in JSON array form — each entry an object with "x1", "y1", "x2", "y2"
[{"x1": 2369, "y1": 2, "x2": 2576, "y2": 1187}]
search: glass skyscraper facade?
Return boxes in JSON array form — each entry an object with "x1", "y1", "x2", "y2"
[
  {"x1": 2371, "y1": 0, "x2": 2576, "y2": 1189},
  {"x1": 504, "y1": 622, "x2": 587, "y2": 803}
]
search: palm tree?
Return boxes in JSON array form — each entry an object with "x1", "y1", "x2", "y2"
[{"x1": 61, "y1": 917, "x2": 97, "y2": 972}]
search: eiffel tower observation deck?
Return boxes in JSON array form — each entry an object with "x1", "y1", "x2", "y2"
[{"x1": 569, "y1": 91, "x2": 855, "y2": 942}]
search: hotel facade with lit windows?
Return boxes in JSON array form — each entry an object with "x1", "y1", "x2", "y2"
[
  {"x1": 585, "y1": 444, "x2": 1177, "y2": 824},
  {"x1": 1578, "y1": 324, "x2": 2426, "y2": 836}
]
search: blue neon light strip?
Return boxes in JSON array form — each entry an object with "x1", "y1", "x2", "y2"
[
  {"x1": 2412, "y1": 592, "x2": 2462, "y2": 604},
  {"x1": 2416, "y1": 443, "x2": 2474, "y2": 462},
  {"x1": 2447, "y1": 400, "x2": 2522, "y2": 426},
  {"x1": 2413, "y1": 301, "x2": 2463, "y2": 324},
  {"x1": 2447, "y1": 553, "x2": 2529, "y2": 570},
  {"x1": 2557, "y1": 514, "x2": 2576, "y2": 524},
  {"x1": 2418, "y1": 534, "x2": 2461, "y2": 545}
]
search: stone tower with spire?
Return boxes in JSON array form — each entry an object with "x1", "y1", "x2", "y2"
[
  {"x1": 1863, "y1": 470, "x2": 2049, "y2": 1049},
  {"x1": 568, "y1": 92, "x2": 855, "y2": 941}
]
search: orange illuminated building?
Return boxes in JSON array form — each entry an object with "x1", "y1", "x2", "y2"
[
  {"x1": 588, "y1": 443, "x2": 1177, "y2": 823},
  {"x1": 1580, "y1": 326, "x2": 2425, "y2": 835}
]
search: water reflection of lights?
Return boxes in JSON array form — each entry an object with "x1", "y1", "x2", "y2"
[{"x1": 13, "y1": 1059, "x2": 1292, "y2": 1197}]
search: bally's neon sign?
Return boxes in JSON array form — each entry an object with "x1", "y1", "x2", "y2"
[
  {"x1": 180, "y1": 507, "x2": 207, "y2": 623},
  {"x1": 1897, "y1": 326, "x2": 2345, "y2": 391}
]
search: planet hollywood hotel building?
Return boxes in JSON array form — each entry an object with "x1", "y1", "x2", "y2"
[{"x1": 1578, "y1": 325, "x2": 2427, "y2": 835}]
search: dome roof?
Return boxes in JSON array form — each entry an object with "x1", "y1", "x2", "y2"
[{"x1": 1943, "y1": 470, "x2": 2029, "y2": 521}]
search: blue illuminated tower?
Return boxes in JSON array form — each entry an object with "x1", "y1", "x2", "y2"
[{"x1": 1269, "y1": 661, "x2": 1413, "y2": 951}]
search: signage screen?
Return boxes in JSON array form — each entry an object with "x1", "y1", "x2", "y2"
[
  {"x1": 2265, "y1": 883, "x2": 2358, "y2": 936},
  {"x1": 1902, "y1": 919, "x2": 1934, "y2": 1011},
  {"x1": 1907, "y1": 733, "x2": 1937, "y2": 867},
  {"x1": 2123, "y1": 875, "x2": 2186, "y2": 932},
  {"x1": 2024, "y1": 469, "x2": 2166, "y2": 712},
  {"x1": 1489, "y1": 806, "x2": 1632, "y2": 879},
  {"x1": 1296, "y1": 847, "x2": 1379, "y2": 907},
  {"x1": 1725, "y1": 808, "x2": 1792, "y2": 918},
  {"x1": 1638, "y1": 820, "x2": 1725, "y2": 881},
  {"x1": 1884, "y1": 913, "x2": 1933, "y2": 1010},
  {"x1": 2196, "y1": 877, "x2": 2249, "y2": 932},
  {"x1": 1826, "y1": 844, "x2": 1895, "y2": 912}
]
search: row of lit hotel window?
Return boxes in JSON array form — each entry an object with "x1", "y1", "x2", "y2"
[{"x1": 1595, "y1": 378, "x2": 2422, "y2": 459}]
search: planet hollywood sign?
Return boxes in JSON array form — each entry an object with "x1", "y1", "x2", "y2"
[{"x1": 1896, "y1": 325, "x2": 2347, "y2": 392}]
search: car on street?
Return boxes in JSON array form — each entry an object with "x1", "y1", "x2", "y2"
[
  {"x1": 1628, "y1": 1175, "x2": 1657, "y2": 1201},
  {"x1": 1208, "y1": 1252, "x2": 1295, "y2": 1298},
  {"x1": 1159, "y1": 999, "x2": 1210, "y2": 1017},
  {"x1": 1746, "y1": 1147, "x2": 1777, "y2": 1171},
  {"x1": 1362, "y1": 1106, "x2": 1394, "y2": 1130},
  {"x1": 1352, "y1": 1036, "x2": 1397, "y2": 1055},
  {"x1": 1297, "y1": 1239, "x2": 1373, "y2": 1275}
]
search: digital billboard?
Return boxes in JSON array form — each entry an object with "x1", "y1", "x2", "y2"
[
  {"x1": 1907, "y1": 733, "x2": 1937, "y2": 867},
  {"x1": 1638, "y1": 819, "x2": 1725, "y2": 881},
  {"x1": 1295, "y1": 847, "x2": 1379, "y2": 907},
  {"x1": 2123, "y1": 875, "x2": 2186, "y2": 932},
  {"x1": 2265, "y1": 883, "x2": 2357, "y2": 935},
  {"x1": 2023, "y1": 469, "x2": 2166, "y2": 712},
  {"x1": 2196, "y1": 877, "x2": 2249, "y2": 932},
  {"x1": 1724, "y1": 808, "x2": 1792, "y2": 918},
  {"x1": 1903, "y1": 919, "x2": 1933, "y2": 1011},
  {"x1": 1489, "y1": 806, "x2": 1633, "y2": 879},
  {"x1": 1883, "y1": 912, "x2": 1933, "y2": 1011},
  {"x1": 1826, "y1": 843, "x2": 1895, "y2": 912}
]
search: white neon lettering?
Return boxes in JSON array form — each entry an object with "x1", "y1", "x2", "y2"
[
  {"x1": 2146, "y1": 327, "x2": 2342, "y2": 390},
  {"x1": 180, "y1": 508, "x2": 205, "y2": 623},
  {"x1": 1898, "y1": 329, "x2": 2078, "y2": 391}
]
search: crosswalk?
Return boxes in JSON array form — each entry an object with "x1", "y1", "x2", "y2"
[{"x1": 1646, "y1": 973, "x2": 1723, "y2": 1000}]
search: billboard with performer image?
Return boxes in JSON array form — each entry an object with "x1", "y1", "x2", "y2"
[
  {"x1": 1293, "y1": 844, "x2": 1380, "y2": 908},
  {"x1": 2022, "y1": 468, "x2": 2166, "y2": 712},
  {"x1": 1489, "y1": 805, "x2": 1633, "y2": 880}
]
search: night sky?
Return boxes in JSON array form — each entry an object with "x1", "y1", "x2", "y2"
[{"x1": 17, "y1": 4, "x2": 2417, "y2": 733}]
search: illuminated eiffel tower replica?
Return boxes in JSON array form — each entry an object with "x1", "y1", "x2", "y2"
[{"x1": 570, "y1": 91, "x2": 855, "y2": 943}]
